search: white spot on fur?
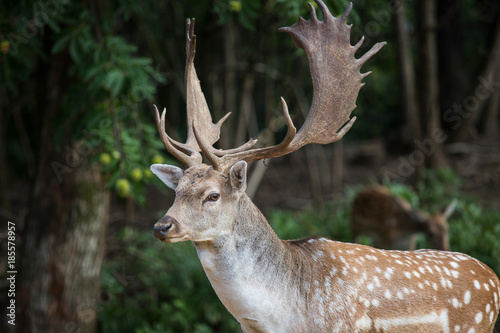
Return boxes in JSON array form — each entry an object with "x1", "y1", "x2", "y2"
[
  {"x1": 355, "y1": 315, "x2": 372, "y2": 330},
  {"x1": 474, "y1": 280, "x2": 481, "y2": 289},
  {"x1": 455, "y1": 325, "x2": 460, "y2": 332},
  {"x1": 452, "y1": 298, "x2": 459, "y2": 308},
  {"x1": 450, "y1": 261, "x2": 459, "y2": 268},
  {"x1": 374, "y1": 310, "x2": 449, "y2": 332},
  {"x1": 384, "y1": 290, "x2": 391, "y2": 299},
  {"x1": 475, "y1": 312, "x2": 483, "y2": 324},
  {"x1": 464, "y1": 290, "x2": 471, "y2": 304}
]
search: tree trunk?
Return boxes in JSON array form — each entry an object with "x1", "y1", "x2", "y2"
[
  {"x1": 484, "y1": 76, "x2": 500, "y2": 138},
  {"x1": 0, "y1": 87, "x2": 8, "y2": 211},
  {"x1": 421, "y1": 0, "x2": 447, "y2": 168},
  {"x1": 436, "y1": 0, "x2": 469, "y2": 130},
  {"x1": 393, "y1": 0, "x2": 421, "y2": 143},
  {"x1": 222, "y1": 18, "x2": 238, "y2": 149},
  {"x1": 331, "y1": 141, "x2": 343, "y2": 198},
  {"x1": 18, "y1": 159, "x2": 109, "y2": 333},
  {"x1": 15, "y1": 46, "x2": 110, "y2": 333},
  {"x1": 456, "y1": 18, "x2": 500, "y2": 141}
]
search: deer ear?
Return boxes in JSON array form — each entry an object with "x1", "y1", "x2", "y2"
[
  {"x1": 441, "y1": 199, "x2": 458, "y2": 219},
  {"x1": 230, "y1": 161, "x2": 247, "y2": 192},
  {"x1": 150, "y1": 164, "x2": 184, "y2": 190}
]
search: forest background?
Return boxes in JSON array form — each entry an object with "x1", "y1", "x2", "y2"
[{"x1": 1, "y1": 0, "x2": 500, "y2": 332}]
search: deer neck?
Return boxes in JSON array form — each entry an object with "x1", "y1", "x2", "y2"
[
  {"x1": 192, "y1": 194, "x2": 308, "y2": 331},
  {"x1": 193, "y1": 193, "x2": 284, "y2": 282}
]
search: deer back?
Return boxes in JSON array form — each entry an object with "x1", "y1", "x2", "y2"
[{"x1": 351, "y1": 185, "x2": 454, "y2": 251}]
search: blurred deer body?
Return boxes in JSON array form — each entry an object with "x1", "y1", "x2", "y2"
[
  {"x1": 150, "y1": 1, "x2": 499, "y2": 332},
  {"x1": 351, "y1": 186, "x2": 456, "y2": 251}
]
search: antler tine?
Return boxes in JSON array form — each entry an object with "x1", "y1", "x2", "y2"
[
  {"x1": 192, "y1": 122, "x2": 221, "y2": 170},
  {"x1": 184, "y1": 18, "x2": 244, "y2": 158},
  {"x1": 216, "y1": 97, "x2": 297, "y2": 171},
  {"x1": 153, "y1": 105, "x2": 200, "y2": 167}
]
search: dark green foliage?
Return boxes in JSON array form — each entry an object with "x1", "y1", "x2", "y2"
[
  {"x1": 1, "y1": 0, "x2": 172, "y2": 203},
  {"x1": 99, "y1": 228, "x2": 240, "y2": 333}
]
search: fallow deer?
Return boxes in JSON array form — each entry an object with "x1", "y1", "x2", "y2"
[
  {"x1": 150, "y1": 1, "x2": 500, "y2": 332},
  {"x1": 351, "y1": 185, "x2": 457, "y2": 251}
]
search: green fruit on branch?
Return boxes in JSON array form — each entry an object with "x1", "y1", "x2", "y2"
[
  {"x1": 99, "y1": 153, "x2": 112, "y2": 166},
  {"x1": 130, "y1": 168, "x2": 143, "y2": 182},
  {"x1": 151, "y1": 154, "x2": 164, "y2": 164},
  {"x1": 115, "y1": 178, "x2": 131, "y2": 198}
]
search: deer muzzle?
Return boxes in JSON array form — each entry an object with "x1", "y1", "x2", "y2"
[{"x1": 153, "y1": 215, "x2": 178, "y2": 241}]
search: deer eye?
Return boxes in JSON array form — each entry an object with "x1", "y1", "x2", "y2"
[{"x1": 206, "y1": 193, "x2": 220, "y2": 202}]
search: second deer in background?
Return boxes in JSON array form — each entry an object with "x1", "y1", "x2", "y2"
[{"x1": 351, "y1": 185, "x2": 457, "y2": 251}]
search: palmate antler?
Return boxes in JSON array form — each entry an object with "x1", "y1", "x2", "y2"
[{"x1": 155, "y1": 0, "x2": 386, "y2": 172}]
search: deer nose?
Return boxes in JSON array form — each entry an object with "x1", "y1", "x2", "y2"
[{"x1": 154, "y1": 216, "x2": 176, "y2": 239}]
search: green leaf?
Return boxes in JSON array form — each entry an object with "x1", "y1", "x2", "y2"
[{"x1": 52, "y1": 33, "x2": 72, "y2": 54}]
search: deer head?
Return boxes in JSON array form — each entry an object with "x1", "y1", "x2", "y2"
[{"x1": 151, "y1": 1, "x2": 385, "y2": 242}]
